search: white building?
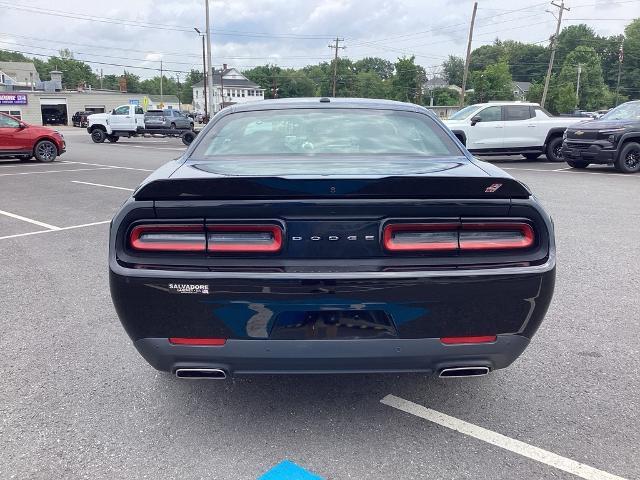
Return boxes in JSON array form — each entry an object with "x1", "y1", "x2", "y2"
[
  {"x1": 192, "y1": 65, "x2": 265, "y2": 114},
  {"x1": 0, "y1": 61, "x2": 41, "y2": 91}
]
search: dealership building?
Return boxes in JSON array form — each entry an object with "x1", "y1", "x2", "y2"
[{"x1": 0, "y1": 61, "x2": 182, "y2": 126}]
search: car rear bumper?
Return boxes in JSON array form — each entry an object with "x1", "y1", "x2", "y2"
[
  {"x1": 562, "y1": 140, "x2": 616, "y2": 164},
  {"x1": 134, "y1": 334, "x2": 530, "y2": 376},
  {"x1": 110, "y1": 262, "x2": 555, "y2": 374}
]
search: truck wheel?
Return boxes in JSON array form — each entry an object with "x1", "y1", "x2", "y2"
[
  {"x1": 523, "y1": 153, "x2": 541, "y2": 160},
  {"x1": 34, "y1": 140, "x2": 57, "y2": 162},
  {"x1": 107, "y1": 135, "x2": 119, "y2": 143},
  {"x1": 545, "y1": 137, "x2": 564, "y2": 162},
  {"x1": 181, "y1": 131, "x2": 196, "y2": 146},
  {"x1": 614, "y1": 142, "x2": 640, "y2": 174},
  {"x1": 567, "y1": 160, "x2": 589, "y2": 169},
  {"x1": 91, "y1": 129, "x2": 106, "y2": 143}
]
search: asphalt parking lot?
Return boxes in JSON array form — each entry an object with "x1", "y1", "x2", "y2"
[{"x1": 1, "y1": 130, "x2": 638, "y2": 480}]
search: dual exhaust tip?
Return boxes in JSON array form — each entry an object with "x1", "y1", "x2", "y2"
[{"x1": 174, "y1": 366, "x2": 490, "y2": 379}]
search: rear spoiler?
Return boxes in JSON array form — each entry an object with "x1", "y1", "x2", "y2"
[{"x1": 133, "y1": 176, "x2": 531, "y2": 201}]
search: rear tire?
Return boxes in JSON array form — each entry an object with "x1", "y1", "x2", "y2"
[
  {"x1": 614, "y1": 142, "x2": 640, "y2": 174},
  {"x1": 523, "y1": 153, "x2": 541, "y2": 160},
  {"x1": 91, "y1": 129, "x2": 106, "y2": 143},
  {"x1": 34, "y1": 140, "x2": 57, "y2": 162},
  {"x1": 181, "y1": 130, "x2": 196, "y2": 146},
  {"x1": 107, "y1": 135, "x2": 119, "y2": 143},
  {"x1": 545, "y1": 136, "x2": 564, "y2": 162},
  {"x1": 566, "y1": 160, "x2": 589, "y2": 169}
]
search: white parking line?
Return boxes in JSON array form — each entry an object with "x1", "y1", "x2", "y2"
[
  {"x1": 381, "y1": 395, "x2": 628, "y2": 480},
  {"x1": 0, "y1": 167, "x2": 114, "y2": 177},
  {"x1": 64, "y1": 161, "x2": 153, "y2": 172},
  {"x1": 0, "y1": 161, "x2": 73, "y2": 168},
  {"x1": 71, "y1": 181, "x2": 134, "y2": 192},
  {"x1": 503, "y1": 167, "x2": 637, "y2": 178},
  {"x1": 0, "y1": 220, "x2": 110, "y2": 241},
  {"x1": 0, "y1": 209, "x2": 61, "y2": 230}
]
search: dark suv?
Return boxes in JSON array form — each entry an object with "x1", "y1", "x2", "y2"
[{"x1": 562, "y1": 100, "x2": 640, "y2": 173}]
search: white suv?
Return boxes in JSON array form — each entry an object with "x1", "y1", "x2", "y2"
[{"x1": 444, "y1": 102, "x2": 577, "y2": 162}]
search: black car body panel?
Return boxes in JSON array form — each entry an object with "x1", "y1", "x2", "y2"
[
  {"x1": 562, "y1": 101, "x2": 640, "y2": 165},
  {"x1": 109, "y1": 98, "x2": 556, "y2": 377}
]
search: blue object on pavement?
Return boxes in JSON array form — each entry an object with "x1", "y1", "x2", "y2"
[{"x1": 258, "y1": 460, "x2": 324, "y2": 480}]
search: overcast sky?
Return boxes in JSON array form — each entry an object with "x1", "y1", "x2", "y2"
[{"x1": 0, "y1": 0, "x2": 637, "y2": 80}]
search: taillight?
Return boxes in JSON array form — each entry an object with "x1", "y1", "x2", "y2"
[
  {"x1": 383, "y1": 223, "x2": 459, "y2": 252},
  {"x1": 459, "y1": 223, "x2": 534, "y2": 251},
  {"x1": 207, "y1": 224, "x2": 282, "y2": 253},
  {"x1": 383, "y1": 221, "x2": 534, "y2": 253},
  {"x1": 169, "y1": 337, "x2": 226, "y2": 346},
  {"x1": 130, "y1": 224, "x2": 206, "y2": 252},
  {"x1": 441, "y1": 335, "x2": 497, "y2": 345}
]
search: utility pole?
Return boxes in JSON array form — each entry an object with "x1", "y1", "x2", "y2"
[
  {"x1": 460, "y1": 2, "x2": 477, "y2": 107},
  {"x1": 541, "y1": 0, "x2": 570, "y2": 108},
  {"x1": 195, "y1": 28, "x2": 208, "y2": 116},
  {"x1": 272, "y1": 73, "x2": 278, "y2": 99},
  {"x1": 99, "y1": 68, "x2": 103, "y2": 89},
  {"x1": 415, "y1": 71, "x2": 423, "y2": 105},
  {"x1": 220, "y1": 64, "x2": 225, "y2": 109},
  {"x1": 205, "y1": 0, "x2": 214, "y2": 118},
  {"x1": 176, "y1": 73, "x2": 181, "y2": 110},
  {"x1": 615, "y1": 41, "x2": 624, "y2": 106},
  {"x1": 575, "y1": 63, "x2": 581, "y2": 109},
  {"x1": 328, "y1": 37, "x2": 345, "y2": 97},
  {"x1": 160, "y1": 60, "x2": 163, "y2": 106}
]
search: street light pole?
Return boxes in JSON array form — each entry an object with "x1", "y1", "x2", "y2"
[
  {"x1": 194, "y1": 28, "x2": 208, "y2": 117},
  {"x1": 205, "y1": 0, "x2": 214, "y2": 118}
]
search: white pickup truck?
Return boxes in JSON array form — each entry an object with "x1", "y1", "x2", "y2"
[
  {"x1": 444, "y1": 102, "x2": 578, "y2": 162},
  {"x1": 86, "y1": 104, "x2": 198, "y2": 145},
  {"x1": 86, "y1": 104, "x2": 145, "y2": 143}
]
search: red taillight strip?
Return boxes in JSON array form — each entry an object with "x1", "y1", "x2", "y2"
[
  {"x1": 383, "y1": 223, "x2": 460, "y2": 252},
  {"x1": 130, "y1": 224, "x2": 206, "y2": 252},
  {"x1": 441, "y1": 335, "x2": 497, "y2": 345},
  {"x1": 459, "y1": 222, "x2": 534, "y2": 251},
  {"x1": 169, "y1": 337, "x2": 226, "y2": 346},
  {"x1": 207, "y1": 224, "x2": 283, "y2": 253}
]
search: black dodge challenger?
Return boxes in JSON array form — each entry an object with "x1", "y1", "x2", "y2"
[{"x1": 109, "y1": 98, "x2": 556, "y2": 379}]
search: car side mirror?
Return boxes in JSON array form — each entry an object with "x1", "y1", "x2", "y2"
[
  {"x1": 470, "y1": 116, "x2": 481, "y2": 126},
  {"x1": 18, "y1": 122, "x2": 27, "y2": 129}
]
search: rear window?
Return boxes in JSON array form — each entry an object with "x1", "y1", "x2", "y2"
[
  {"x1": 191, "y1": 109, "x2": 461, "y2": 158},
  {"x1": 145, "y1": 111, "x2": 164, "y2": 116}
]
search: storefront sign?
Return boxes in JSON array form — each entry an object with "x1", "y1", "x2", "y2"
[
  {"x1": 0, "y1": 93, "x2": 28, "y2": 105},
  {"x1": 128, "y1": 99, "x2": 140, "y2": 105}
]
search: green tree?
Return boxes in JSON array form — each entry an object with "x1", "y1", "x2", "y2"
[
  {"x1": 243, "y1": 65, "x2": 283, "y2": 98},
  {"x1": 442, "y1": 55, "x2": 464, "y2": 87},
  {"x1": 392, "y1": 56, "x2": 424, "y2": 102},
  {"x1": 469, "y1": 62, "x2": 514, "y2": 103},
  {"x1": 620, "y1": 19, "x2": 640, "y2": 101},
  {"x1": 427, "y1": 87, "x2": 459, "y2": 106},
  {"x1": 180, "y1": 69, "x2": 203, "y2": 103},
  {"x1": 354, "y1": 57, "x2": 394, "y2": 80},
  {"x1": 277, "y1": 70, "x2": 315, "y2": 98},
  {"x1": 354, "y1": 71, "x2": 388, "y2": 98},
  {"x1": 558, "y1": 46, "x2": 610, "y2": 110},
  {"x1": 33, "y1": 49, "x2": 98, "y2": 89}
]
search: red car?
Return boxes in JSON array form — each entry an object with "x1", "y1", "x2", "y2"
[{"x1": 0, "y1": 112, "x2": 66, "y2": 162}]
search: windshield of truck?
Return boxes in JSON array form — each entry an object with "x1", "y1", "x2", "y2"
[{"x1": 601, "y1": 102, "x2": 640, "y2": 121}]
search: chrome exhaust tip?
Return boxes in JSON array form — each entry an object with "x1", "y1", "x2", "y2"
[
  {"x1": 175, "y1": 368, "x2": 227, "y2": 379},
  {"x1": 439, "y1": 366, "x2": 490, "y2": 378}
]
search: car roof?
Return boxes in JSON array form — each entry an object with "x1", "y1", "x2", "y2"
[{"x1": 225, "y1": 97, "x2": 429, "y2": 114}]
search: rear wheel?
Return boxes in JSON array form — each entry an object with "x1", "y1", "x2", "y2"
[
  {"x1": 523, "y1": 153, "x2": 541, "y2": 160},
  {"x1": 545, "y1": 137, "x2": 564, "y2": 162},
  {"x1": 91, "y1": 129, "x2": 106, "y2": 143},
  {"x1": 566, "y1": 160, "x2": 589, "y2": 169},
  {"x1": 614, "y1": 142, "x2": 640, "y2": 174},
  {"x1": 107, "y1": 135, "x2": 119, "y2": 143},
  {"x1": 34, "y1": 140, "x2": 57, "y2": 162}
]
